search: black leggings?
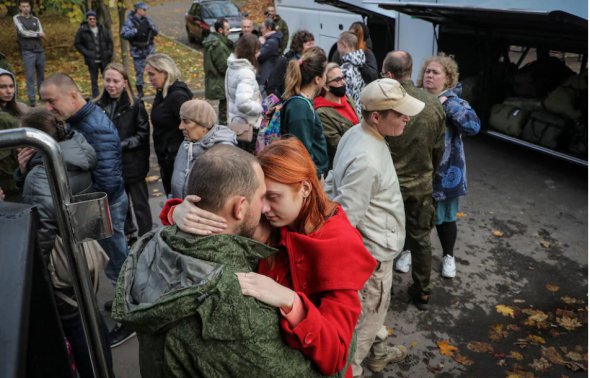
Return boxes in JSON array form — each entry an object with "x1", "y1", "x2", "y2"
[{"x1": 436, "y1": 221, "x2": 457, "y2": 257}]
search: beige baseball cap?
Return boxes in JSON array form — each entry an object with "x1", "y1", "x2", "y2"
[{"x1": 360, "y1": 78, "x2": 425, "y2": 116}]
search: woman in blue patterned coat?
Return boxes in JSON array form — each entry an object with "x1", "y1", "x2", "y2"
[{"x1": 418, "y1": 54, "x2": 481, "y2": 279}]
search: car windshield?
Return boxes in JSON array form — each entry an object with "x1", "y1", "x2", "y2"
[{"x1": 203, "y1": 2, "x2": 240, "y2": 18}]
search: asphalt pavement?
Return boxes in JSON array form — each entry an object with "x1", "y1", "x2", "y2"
[{"x1": 101, "y1": 2, "x2": 588, "y2": 376}]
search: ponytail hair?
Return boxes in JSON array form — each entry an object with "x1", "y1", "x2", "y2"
[{"x1": 284, "y1": 46, "x2": 327, "y2": 99}]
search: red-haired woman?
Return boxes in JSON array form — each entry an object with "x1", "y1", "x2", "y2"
[{"x1": 161, "y1": 138, "x2": 376, "y2": 377}]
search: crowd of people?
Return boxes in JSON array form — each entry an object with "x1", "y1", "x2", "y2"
[{"x1": 0, "y1": 1, "x2": 483, "y2": 377}]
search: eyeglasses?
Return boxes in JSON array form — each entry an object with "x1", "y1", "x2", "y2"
[{"x1": 327, "y1": 76, "x2": 345, "y2": 84}]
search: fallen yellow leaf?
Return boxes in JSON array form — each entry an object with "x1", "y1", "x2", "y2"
[
  {"x1": 510, "y1": 351, "x2": 524, "y2": 360},
  {"x1": 145, "y1": 175, "x2": 161, "y2": 183},
  {"x1": 546, "y1": 284, "x2": 560, "y2": 292},
  {"x1": 496, "y1": 304, "x2": 515, "y2": 318},
  {"x1": 556, "y1": 316, "x2": 583, "y2": 331},
  {"x1": 491, "y1": 229, "x2": 504, "y2": 237},
  {"x1": 527, "y1": 335, "x2": 546, "y2": 345},
  {"x1": 467, "y1": 341, "x2": 494, "y2": 353},
  {"x1": 456, "y1": 212, "x2": 465, "y2": 218},
  {"x1": 542, "y1": 346, "x2": 565, "y2": 365},
  {"x1": 437, "y1": 340, "x2": 458, "y2": 356},
  {"x1": 530, "y1": 357, "x2": 551, "y2": 371},
  {"x1": 489, "y1": 324, "x2": 508, "y2": 341},
  {"x1": 453, "y1": 353, "x2": 474, "y2": 366},
  {"x1": 565, "y1": 351, "x2": 584, "y2": 361},
  {"x1": 540, "y1": 239, "x2": 551, "y2": 248},
  {"x1": 561, "y1": 296, "x2": 585, "y2": 305},
  {"x1": 386, "y1": 326, "x2": 395, "y2": 336}
]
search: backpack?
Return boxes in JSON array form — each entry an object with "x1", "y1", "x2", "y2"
[{"x1": 255, "y1": 94, "x2": 313, "y2": 153}]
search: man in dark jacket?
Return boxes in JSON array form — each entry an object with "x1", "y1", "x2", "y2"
[
  {"x1": 40, "y1": 73, "x2": 129, "y2": 284},
  {"x1": 203, "y1": 18, "x2": 232, "y2": 124},
  {"x1": 13, "y1": 0, "x2": 45, "y2": 106},
  {"x1": 120, "y1": 2, "x2": 158, "y2": 98},
  {"x1": 113, "y1": 145, "x2": 326, "y2": 377},
  {"x1": 265, "y1": 6, "x2": 289, "y2": 55},
  {"x1": 382, "y1": 51, "x2": 446, "y2": 311},
  {"x1": 267, "y1": 30, "x2": 314, "y2": 97},
  {"x1": 75, "y1": 11, "x2": 114, "y2": 98},
  {"x1": 40, "y1": 73, "x2": 135, "y2": 345}
]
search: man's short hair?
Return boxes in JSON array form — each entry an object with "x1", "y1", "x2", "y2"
[
  {"x1": 18, "y1": 0, "x2": 31, "y2": 5},
  {"x1": 41, "y1": 73, "x2": 80, "y2": 93},
  {"x1": 186, "y1": 145, "x2": 260, "y2": 213},
  {"x1": 383, "y1": 51, "x2": 413, "y2": 79},
  {"x1": 214, "y1": 18, "x2": 228, "y2": 33},
  {"x1": 338, "y1": 31, "x2": 357, "y2": 50}
]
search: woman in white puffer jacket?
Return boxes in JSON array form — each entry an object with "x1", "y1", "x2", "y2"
[{"x1": 225, "y1": 34, "x2": 263, "y2": 152}]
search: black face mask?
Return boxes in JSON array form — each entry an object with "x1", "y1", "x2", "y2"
[{"x1": 328, "y1": 85, "x2": 347, "y2": 97}]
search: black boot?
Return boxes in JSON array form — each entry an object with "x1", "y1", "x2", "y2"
[{"x1": 136, "y1": 85, "x2": 143, "y2": 99}]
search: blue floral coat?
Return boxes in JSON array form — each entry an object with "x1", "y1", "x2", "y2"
[{"x1": 433, "y1": 83, "x2": 481, "y2": 201}]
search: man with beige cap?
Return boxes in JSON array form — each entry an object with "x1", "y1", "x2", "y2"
[
  {"x1": 325, "y1": 78, "x2": 425, "y2": 376},
  {"x1": 170, "y1": 99, "x2": 237, "y2": 199}
]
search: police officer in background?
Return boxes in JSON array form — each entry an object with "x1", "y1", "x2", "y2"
[{"x1": 121, "y1": 2, "x2": 158, "y2": 98}]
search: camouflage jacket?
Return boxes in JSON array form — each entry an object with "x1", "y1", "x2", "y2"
[
  {"x1": 203, "y1": 33, "x2": 232, "y2": 100},
  {"x1": 112, "y1": 227, "x2": 328, "y2": 378},
  {"x1": 386, "y1": 80, "x2": 445, "y2": 196}
]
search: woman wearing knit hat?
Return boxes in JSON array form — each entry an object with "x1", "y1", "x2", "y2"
[{"x1": 170, "y1": 99, "x2": 237, "y2": 198}]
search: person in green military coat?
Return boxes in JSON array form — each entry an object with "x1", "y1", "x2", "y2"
[
  {"x1": 203, "y1": 18, "x2": 233, "y2": 124},
  {"x1": 112, "y1": 145, "x2": 332, "y2": 378},
  {"x1": 382, "y1": 51, "x2": 446, "y2": 311}
]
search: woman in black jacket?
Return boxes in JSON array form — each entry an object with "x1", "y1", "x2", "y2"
[
  {"x1": 145, "y1": 54, "x2": 192, "y2": 196},
  {"x1": 96, "y1": 62, "x2": 152, "y2": 239},
  {"x1": 74, "y1": 11, "x2": 114, "y2": 98}
]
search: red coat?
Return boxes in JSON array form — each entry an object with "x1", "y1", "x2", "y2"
[{"x1": 258, "y1": 206, "x2": 377, "y2": 377}]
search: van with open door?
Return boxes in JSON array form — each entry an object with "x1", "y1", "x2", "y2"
[{"x1": 306, "y1": 0, "x2": 587, "y2": 165}]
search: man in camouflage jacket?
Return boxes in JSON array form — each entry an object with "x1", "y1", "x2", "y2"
[
  {"x1": 112, "y1": 145, "x2": 326, "y2": 377},
  {"x1": 382, "y1": 51, "x2": 445, "y2": 310},
  {"x1": 203, "y1": 18, "x2": 233, "y2": 124}
]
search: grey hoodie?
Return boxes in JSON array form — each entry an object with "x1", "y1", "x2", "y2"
[{"x1": 170, "y1": 124, "x2": 237, "y2": 199}]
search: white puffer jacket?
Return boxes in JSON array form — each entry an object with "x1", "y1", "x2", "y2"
[{"x1": 225, "y1": 54, "x2": 263, "y2": 128}]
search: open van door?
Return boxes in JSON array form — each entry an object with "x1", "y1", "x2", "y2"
[{"x1": 377, "y1": 2, "x2": 588, "y2": 166}]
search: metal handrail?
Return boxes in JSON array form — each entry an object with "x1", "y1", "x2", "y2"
[{"x1": 0, "y1": 127, "x2": 112, "y2": 378}]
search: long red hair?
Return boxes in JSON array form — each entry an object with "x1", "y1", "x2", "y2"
[{"x1": 257, "y1": 138, "x2": 338, "y2": 234}]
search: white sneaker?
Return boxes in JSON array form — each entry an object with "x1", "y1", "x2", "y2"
[
  {"x1": 441, "y1": 255, "x2": 456, "y2": 278},
  {"x1": 395, "y1": 250, "x2": 412, "y2": 273}
]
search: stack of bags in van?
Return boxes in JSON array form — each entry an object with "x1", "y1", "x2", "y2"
[{"x1": 489, "y1": 58, "x2": 587, "y2": 157}]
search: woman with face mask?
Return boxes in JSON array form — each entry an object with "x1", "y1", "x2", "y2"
[{"x1": 313, "y1": 63, "x2": 359, "y2": 168}]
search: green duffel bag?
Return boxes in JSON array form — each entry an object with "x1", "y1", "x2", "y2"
[
  {"x1": 521, "y1": 110, "x2": 569, "y2": 149},
  {"x1": 489, "y1": 103, "x2": 531, "y2": 137}
]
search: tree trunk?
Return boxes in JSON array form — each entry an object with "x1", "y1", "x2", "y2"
[{"x1": 118, "y1": 5, "x2": 131, "y2": 74}]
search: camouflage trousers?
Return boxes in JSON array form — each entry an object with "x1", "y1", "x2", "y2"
[{"x1": 403, "y1": 193, "x2": 436, "y2": 294}]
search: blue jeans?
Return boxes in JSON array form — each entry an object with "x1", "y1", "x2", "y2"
[
  {"x1": 98, "y1": 192, "x2": 129, "y2": 284},
  {"x1": 22, "y1": 50, "x2": 45, "y2": 105}
]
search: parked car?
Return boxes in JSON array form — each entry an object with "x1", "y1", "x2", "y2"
[{"x1": 185, "y1": 0, "x2": 244, "y2": 44}]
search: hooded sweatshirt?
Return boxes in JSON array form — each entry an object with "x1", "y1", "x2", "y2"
[
  {"x1": 112, "y1": 227, "x2": 328, "y2": 378},
  {"x1": 170, "y1": 124, "x2": 237, "y2": 199},
  {"x1": 340, "y1": 50, "x2": 366, "y2": 114},
  {"x1": 225, "y1": 54, "x2": 263, "y2": 128}
]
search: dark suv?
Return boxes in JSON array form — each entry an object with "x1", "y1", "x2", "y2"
[{"x1": 185, "y1": 0, "x2": 244, "y2": 44}]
